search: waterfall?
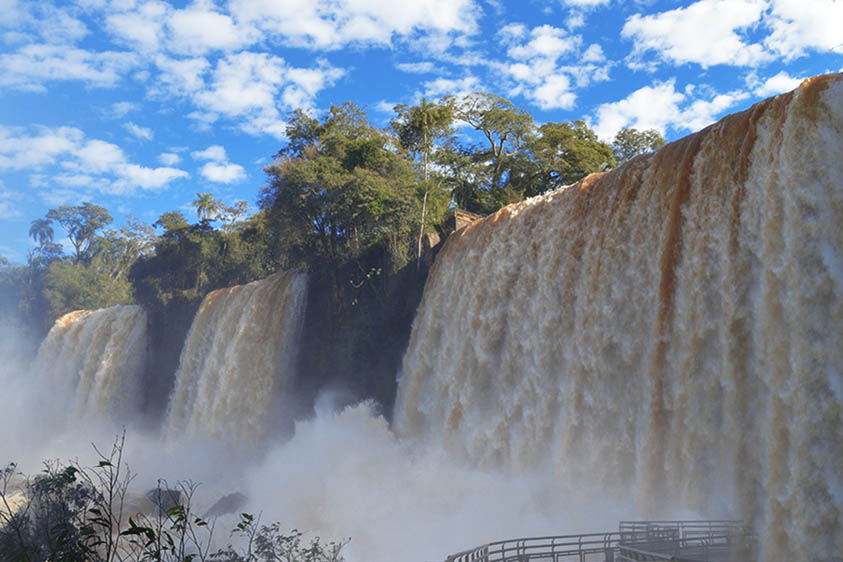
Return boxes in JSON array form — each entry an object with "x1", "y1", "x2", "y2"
[
  {"x1": 32, "y1": 304, "x2": 147, "y2": 422},
  {"x1": 165, "y1": 271, "x2": 307, "y2": 446},
  {"x1": 395, "y1": 74, "x2": 843, "y2": 560}
]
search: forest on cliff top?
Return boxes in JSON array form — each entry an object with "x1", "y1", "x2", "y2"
[{"x1": 0, "y1": 93, "x2": 663, "y2": 410}]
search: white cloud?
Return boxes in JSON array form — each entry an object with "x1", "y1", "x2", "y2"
[
  {"x1": 622, "y1": 0, "x2": 772, "y2": 68},
  {"x1": 105, "y1": 1, "x2": 168, "y2": 52},
  {"x1": 228, "y1": 0, "x2": 480, "y2": 50},
  {"x1": 159, "y1": 152, "x2": 181, "y2": 165},
  {"x1": 592, "y1": 79, "x2": 749, "y2": 139},
  {"x1": 168, "y1": 4, "x2": 254, "y2": 55},
  {"x1": 0, "y1": 125, "x2": 188, "y2": 195},
  {"x1": 151, "y1": 55, "x2": 209, "y2": 96},
  {"x1": 764, "y1": 0, "x2": 843, "y2": 60},
  {"x1": 0, "y1": 125, "x2": 83, "y2": 170},
  {"x1": 748, "y1": 70, "x2": 803, "y2": 97},
  {"x1": 72, "y1": 139, "x2": 126, "y2": 173},
  {"x1": 495, "y1": 24, "x2": 601, "y2": 110},
  {"x1": 0, "y1": 190, "x2": 24, "y2": 219},
  {"x1": 507, "y1": 25, "x2": 578, "y2": 61},
  {"x1": 199, "y1": 161, "x2": 246, "y2": 183},
  {"x1": 112, "y1": 163, "x2": 189, "y2": 191},
  {"x1": 396, "y1": 61, "x2": 436, "y2": 74},
  {"x1": 187, "y1": 52, "x2": 343, "y2": 138},
  {"x1": 582, "y1": 43, "x2": 605, "y2": 63},
  {"x1": 192, "y1": 145, "x2": 227, "y2": 162},
  {"x1": 423, "y1": 76, "x2": 482, "y2": 98},
  {"x1": 110, "y1": 101, "x2": 139, "y2": 118},
  {"x1": 679, "y1": 88, "x2": 750, "y2": 131},
  {"x1": 0, "y1": 44, "x2": 138, "y2": 91},
  {"x1": 592, "y1": 80, "x2": 685, "y2": 139},
  {"x1": 532, "y1": 75, "x2": 577, "y2": 110},
  {"x1": 124, "y1": 122, "x2": 154, "y2": 141},
  {"x1": 561, "y1": 0, "x2": 610, "y2": 6}
]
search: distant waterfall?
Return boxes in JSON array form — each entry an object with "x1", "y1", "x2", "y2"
[
  {"x1": 166, "y1": 271, "x2": 307, "y2": 446},
  {"x1": 395, "y1": 74, "x2": 843, "y2": 561},
  {"x1": 32, "y1": 304, "x2": 147, "y2": 422}
]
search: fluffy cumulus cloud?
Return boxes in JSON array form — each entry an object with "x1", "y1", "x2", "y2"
[
  {"x1": 764, "y1": 0, "x2": 843, "y2": 60},
  {"x1": 158, "y1": 152, "x2": 181, "y2": 166},
  {"x1": 191, "y1": 145, "x2": 227, "y2": 162},
  {"x1": 0, "y1": 44, "x2": 138, "y2": 91},
  {"x1": 191, "y1": 145, "x2": 245, "y2": 184},
  {"x1": 422, "y1": 75, "x2": 483, "y2": 98},
  {"x1": 124, "y1": 122, "x2": 154, "y2": 141},
  {"x1": 622, "y1": 0, "x2": 771, "y2": 68},
  {"x1": 747, "y1": 70, "x2": 804, "y2": 97},
  {"x1": 591, "y1": 79, "x2": 749, "y2": 140},
  {"x1": 199, "y1": 162, "x2": 246, "y2": 183},
  {"x1": 228, "y1": 0, "x2": 480, "y2": 50},
  {"x1": 496, "y1": 24, "x2": 609, "y2": 110},
  {"x1": 0, "y1": 189, "x2": 24, "y2": 219},
  {"x1": 187, "y1": 52, "x2": 344, "y2": 138},
  {"x1": 0, "y1": 125, "x2": 188, "y2": 195}
]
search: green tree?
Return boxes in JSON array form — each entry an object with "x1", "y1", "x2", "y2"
[
  {"x1": 28, "y1": 218, "x2": 54, "y2": 261},
  {"x1": 391, "y1": 98, "x2": 454, "y2": 265},
  {"x1": 445, "y1": 93, "x2": 534, "y2": 195},
  {"x1": 154, "y1": 211, "x2": 190, "y2": 234},
  {"x1": 192, "y1": 192, "x2": 220, "y2": 223},
  {"x1": 260, "y1": 103, "x2": 419, "y2": 273},
  {"x1": 611, "y1": 127, "x2": 666, "y2": 164},
  {"x1": 46, "y1": 203, "x2": 113, "y2": 264},
  {"x1": 522, "y1": 120, "x2": 616, "y2": 196}
]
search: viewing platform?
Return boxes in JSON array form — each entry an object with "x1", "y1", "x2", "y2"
[{"x1": 443, "y1": 520, "x2": 755, "y2": 562}]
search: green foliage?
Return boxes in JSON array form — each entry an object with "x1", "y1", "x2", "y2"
[
  {"x1": 260, "y1": 103, "x2": 421, "y2": 274},
  {"x1": 446, "y1": 92, "x2": 534, "y2": 195},
  {"x1": 391, "y1": 98, "x2": 454, "y2": 265},
  {"x1": 28, "y1": 218, "x2": 55, "y2": 263},
  {"x1": 43, "y1": 258, "x2": 134, "y2": 318},
  {"x1": 519, "y1": 120, "x2": 617, "y2": 196},
  {"x1": 47, "y1": 203, "x2": 113, "y2": 264},
  {"x1": 611, "y1": 127, "x2": 666, "y2": 164},
  {"x1": 1, "y1": 438, "x2": 348, "y2": 562}
]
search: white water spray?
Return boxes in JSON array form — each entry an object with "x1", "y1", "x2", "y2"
[
  {"x1": 30, "y1": 304, "x2": 147, "y2": 423},
  {"x1": 396, "y1": 75, "x2": 843, "y2": 561},
  {"x1": 165, "y1": 271, "x2": 307, "y2": 446}
]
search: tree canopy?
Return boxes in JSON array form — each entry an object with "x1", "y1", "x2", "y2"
[
  {"x1": 612, "y1": 127, "x2": 666, "y2": 164},
  {"x1": 46, "y1": 203, "x2": 113, "y2": 264}
]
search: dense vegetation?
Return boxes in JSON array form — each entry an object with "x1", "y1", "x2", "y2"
[
  {"x1": 1, "y1": 437, "x2": 348, "y2": 561},
  {"x1": 0, "y1": 94, "x2": 664, "y2": 412}
]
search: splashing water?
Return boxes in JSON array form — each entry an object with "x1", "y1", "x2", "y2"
[
  {"x1": 395, "y1": 75, "x2": 843, "y2": 561},
  {"x1": 165, "y1": 271, "x2": 307, "y2": 446},
  {"x1": 31, "y1": 304, "x2": 147, "y2": 424}
]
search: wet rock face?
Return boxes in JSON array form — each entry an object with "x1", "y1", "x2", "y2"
[
  {"x1": 145, "y1": 488, "x2": 184, "y2": 512},
  {"x1": 203, "y1": 492, "x2": 247, "y2": 518}
]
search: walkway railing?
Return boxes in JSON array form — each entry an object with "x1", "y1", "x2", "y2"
[{"x1": 443, "y1": 520, "x2": 754, "y2": 562}]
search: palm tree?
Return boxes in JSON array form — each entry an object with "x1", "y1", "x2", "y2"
[
  {"x1": 192, "y1": 192, "x2": 219, "y2": 222},
  {"x1": 29, "y1": 218, "x2": 54, "y2": 260}
]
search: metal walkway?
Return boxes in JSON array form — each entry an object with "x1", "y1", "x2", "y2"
[{"x1": 443, "y1": 520, "x2": 755, "y2": 562}]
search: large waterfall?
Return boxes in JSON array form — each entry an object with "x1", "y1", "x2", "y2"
[
  {"x1": 32, "y1": 304, "x2": 147, "y2": 422},
  {"x1": 396, "y1": 74, "x2": 843, "y2": 560},
  {"x1": 165, "y1": 271, "x2": 307, "y2": 445}
]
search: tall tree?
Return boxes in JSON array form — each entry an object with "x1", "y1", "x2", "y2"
[
  {"x1": 612, "y1": 128, "x2": 666, "y2": 164},
  {"x1": 391, "y1": 98, "x2": 454, "y2": 265},
  {"x1": 260, "y1": 103, "x2": 419, "y2": 276},
  {"x1": 445, "y1": 93, "x2": 534, "y2": 193},
  {"x1": 28, "y1": 218, "x2": 54, "y2": 260},
  {"x1": 46, "y1": 203, "x2": 112, "y2": 263},
  {"x1": 192, "y1": 192, "x2": 220, "y2": 223},
  {"x1": 522, "y1": 120, "x2": 617, "y2": 196}
]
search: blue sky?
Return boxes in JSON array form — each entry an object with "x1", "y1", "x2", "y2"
[{"x1": 0, "y1": 0, "x2": 841, "y2": 263}]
